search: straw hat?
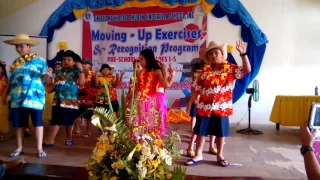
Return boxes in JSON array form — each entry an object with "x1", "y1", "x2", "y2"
[
  {"x1": 3, "y1": 34, "x2": 40, "y2": 46},
  {"x1": 199, "y1": 41, "x2": 227, "y2": 63}
]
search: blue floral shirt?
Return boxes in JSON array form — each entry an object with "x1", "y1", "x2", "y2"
[
  {"x1": 9, "y1": 55, "x2": 48, "y2": 110},
  {"x1": 53, "y1": 68, "x2": 80, "y2": 109}
]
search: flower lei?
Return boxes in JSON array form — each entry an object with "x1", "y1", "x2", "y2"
[
  {"x1": 138, "y1": 69, "x2": 154, "y2": 101},
  {"x1": 86, "y1": 70, "x2": 93, "y2": 83},
  {"x1": 10, "y1": 53, "x2": 38, "y2": 72}
]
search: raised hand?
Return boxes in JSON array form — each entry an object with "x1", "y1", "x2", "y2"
[
  {"x1": 46, "y1": 67, "x2": 53, "y2": 76},
  {"x1": 168, "y1": 64, "x2": 176, "y2": 77},
  {"x1": 75, "y1": 62, "x2": 84, "y2": 71},
  {"x1": 120, "y1": 71, "x2": 125, "y2": 77},
  {"x1": 236, "y1": 40, "x2": 246, "y2": 54},
  {"x1": 300, "y1": 122, "x2": 318, "y2": 147}
]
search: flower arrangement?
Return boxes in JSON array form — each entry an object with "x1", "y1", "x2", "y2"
[
  {"x1": 86, "y1": 64, "x2": 186, "y2": 180},
  {"x1": 10, "y1": 53, "x2": 38, "y2": 72}
]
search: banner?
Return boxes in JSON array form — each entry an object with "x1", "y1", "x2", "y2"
[{"x1": 82, "y1": 5, "x2": 207, "y2": 109}]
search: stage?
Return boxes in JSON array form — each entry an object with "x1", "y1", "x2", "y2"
[{"x1": 0, "y1": 123, "x2": 306, "y2": 179}]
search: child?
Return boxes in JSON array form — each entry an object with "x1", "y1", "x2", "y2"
[
  {"x1": 43, "y1": 50, "x2": 85, "y2": 147},
  {"x1": 134, "y1": 49, "x2": 174, "y2": 137},
  {"x1": 95, "y1": 64, "x2": 122, "y2": 115},
  {"x1": 43, "y1": 61, "x2": 62, "y2": 123},
  {"x1": 187, "y1": 60, "x2": 218, "y2": 157},
  {"x1": 0, "y1": 60, "x2": 8, "y2": 142},
  {"x1": 72, "y1": 58, "x2": 97, "y2": 138}
]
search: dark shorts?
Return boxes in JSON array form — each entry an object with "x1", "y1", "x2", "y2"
[
  {"x1": 190, "y1": 103, "x2": 197, "y2": 117},
  {"x1": 77, "y1": 105, "x2": 94, "y2": 120},
  {"x1": 194, "y1": 114, "x2": 230, "y2": 137},
  {"x1": 95, "y1": 100, "x2": 119, "y2": 113},
  {"x1": 51, "y1": 106, "x2": 77, "y2": 126},
  {"x1": 11, "y1": 107, "x2": 43, "y2": 128}
]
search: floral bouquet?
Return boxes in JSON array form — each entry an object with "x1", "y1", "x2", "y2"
[{"x1": 86, "y1": 65, "x2": 186, "y2": 180}]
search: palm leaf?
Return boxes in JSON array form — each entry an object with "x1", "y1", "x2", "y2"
[
  {"x1": 129, "y1": 63, "x2": 138, "y2": 119},
  {"x1": 119, "y1": 88, "x2": 126, "y2": 123},
  {"x1": 171, "y1": 166, "x2": 186, "y2": 180}
]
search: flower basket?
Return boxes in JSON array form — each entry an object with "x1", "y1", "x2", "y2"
[{"x1": 86, "y1": 65, "x2": 186, "y2": 180}]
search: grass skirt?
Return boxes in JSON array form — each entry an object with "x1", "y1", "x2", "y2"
[{"x1": 134, "y1": 92, "x2": 167, "y2": 136}]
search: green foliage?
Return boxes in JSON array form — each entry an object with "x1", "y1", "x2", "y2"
[{"x1": 86, "y1": 66, "x2": 186, "y2": 180}]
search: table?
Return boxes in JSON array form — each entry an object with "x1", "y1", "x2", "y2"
[{"x1": 270, "y1": 95, "x2": 320, "y2": 130}]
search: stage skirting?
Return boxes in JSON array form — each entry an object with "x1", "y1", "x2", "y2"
[{"x1": 270, "y1": 95, "x2": 320, "y2": 127}]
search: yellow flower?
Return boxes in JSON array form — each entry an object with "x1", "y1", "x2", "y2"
[
  {"x1": 167, "y1": 173, "x2": 172, "y2": 179},
  {"x1": 152, "y1": 160, "x2": 159, "y2": 169},
  {"x1": 58, "y1": 41, "x2": 68, "y2": 50},
  {"x1": 136, "y1": 144, "x2": 142, "y2": 151},
  {"x1": 112, "y1": 162, "x2": 125, "y2": 170},
  {"x1": 108, "y1": 135, "x2": 115, "y2": 143},
  {"x1": 106, "y1": 145, "x2": 114, "y2": 151},
  {"x1": 227, "y1": 45, "x2": 233, "y2": 53},
  {"x1": 132, "y1": 127, "x2": 138, "y2": 132},
  {"x1": 110, "y1": 176, "x2": 118, "y2": 180},
  {"x1": 150, "y1": 131, "x2": 156, "y2": 137},
  {"x1": 169, "y1": 137, "x2": 174, "y2": 143},
  {"x1": 88, "y1": 171, "x2": 93, "y2": 177},
  {"x1": 127, "y1": 143, "x2": 141, "y2": 161},
  {"x1": 154, "y1": 139, "x2": 164, "y2": 148}
]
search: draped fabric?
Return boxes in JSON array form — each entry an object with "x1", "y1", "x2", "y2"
[
  {"x1": 213, "y1": 3, "x2": 267, "y2": 103},
  {"x1": 40, "y1": 0, "x2": 268, "y2": 102}
]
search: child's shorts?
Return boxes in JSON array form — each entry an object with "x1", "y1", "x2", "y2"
[
  {"x1": 95, "y1": 100, "x2": 119, "y2": 113},
  {"x1": 190, "y1": 103, "x2": 197, "y2": 117},
  {"x1": 51, "y1": 105, "x2": 77, "y2": 126},
  {"x1": 11, "y1": 107, "x2": 43, "y2": 128}
]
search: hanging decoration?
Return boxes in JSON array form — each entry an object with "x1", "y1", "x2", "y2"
[{"x1": 40, "y1": 0, "x2": 268, "y2": 104}]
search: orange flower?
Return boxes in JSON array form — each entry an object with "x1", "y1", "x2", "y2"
[
  {"x1": 138, "y1": 69, "x2": 154, "y2": 101},
  {"x1": 10, "y1": 53, "x2": 38, "y2": 72}
]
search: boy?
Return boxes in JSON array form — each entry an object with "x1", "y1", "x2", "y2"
[
  {"x1": 95, "y1": 64, "x2": 123, "y2": 114},
  {"x1": 43, "y1": 50, "x2": 85, "y2": 147},
  {"x1": 72, "y1": 58, "x2": 97, "y2": 138}
]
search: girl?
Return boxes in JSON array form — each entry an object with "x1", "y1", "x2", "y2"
[
  {"x1": 0, "y1": 60, "x2": 9, "y2": 141},
  {"x1": 134, "y1": 49, "x2": 175, "y2": 137}
]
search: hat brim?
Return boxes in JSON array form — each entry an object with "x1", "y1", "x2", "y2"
[
  {"x1": 199, "y1": 43, "x2": 228, "y2": 63},
  {"x1": 3, "y1": 39, "x2": 40, "y2": 46}
]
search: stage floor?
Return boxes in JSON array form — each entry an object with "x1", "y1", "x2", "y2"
[{"x1": 0, "y1": 123, "x2": 306, "y2": 179}]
